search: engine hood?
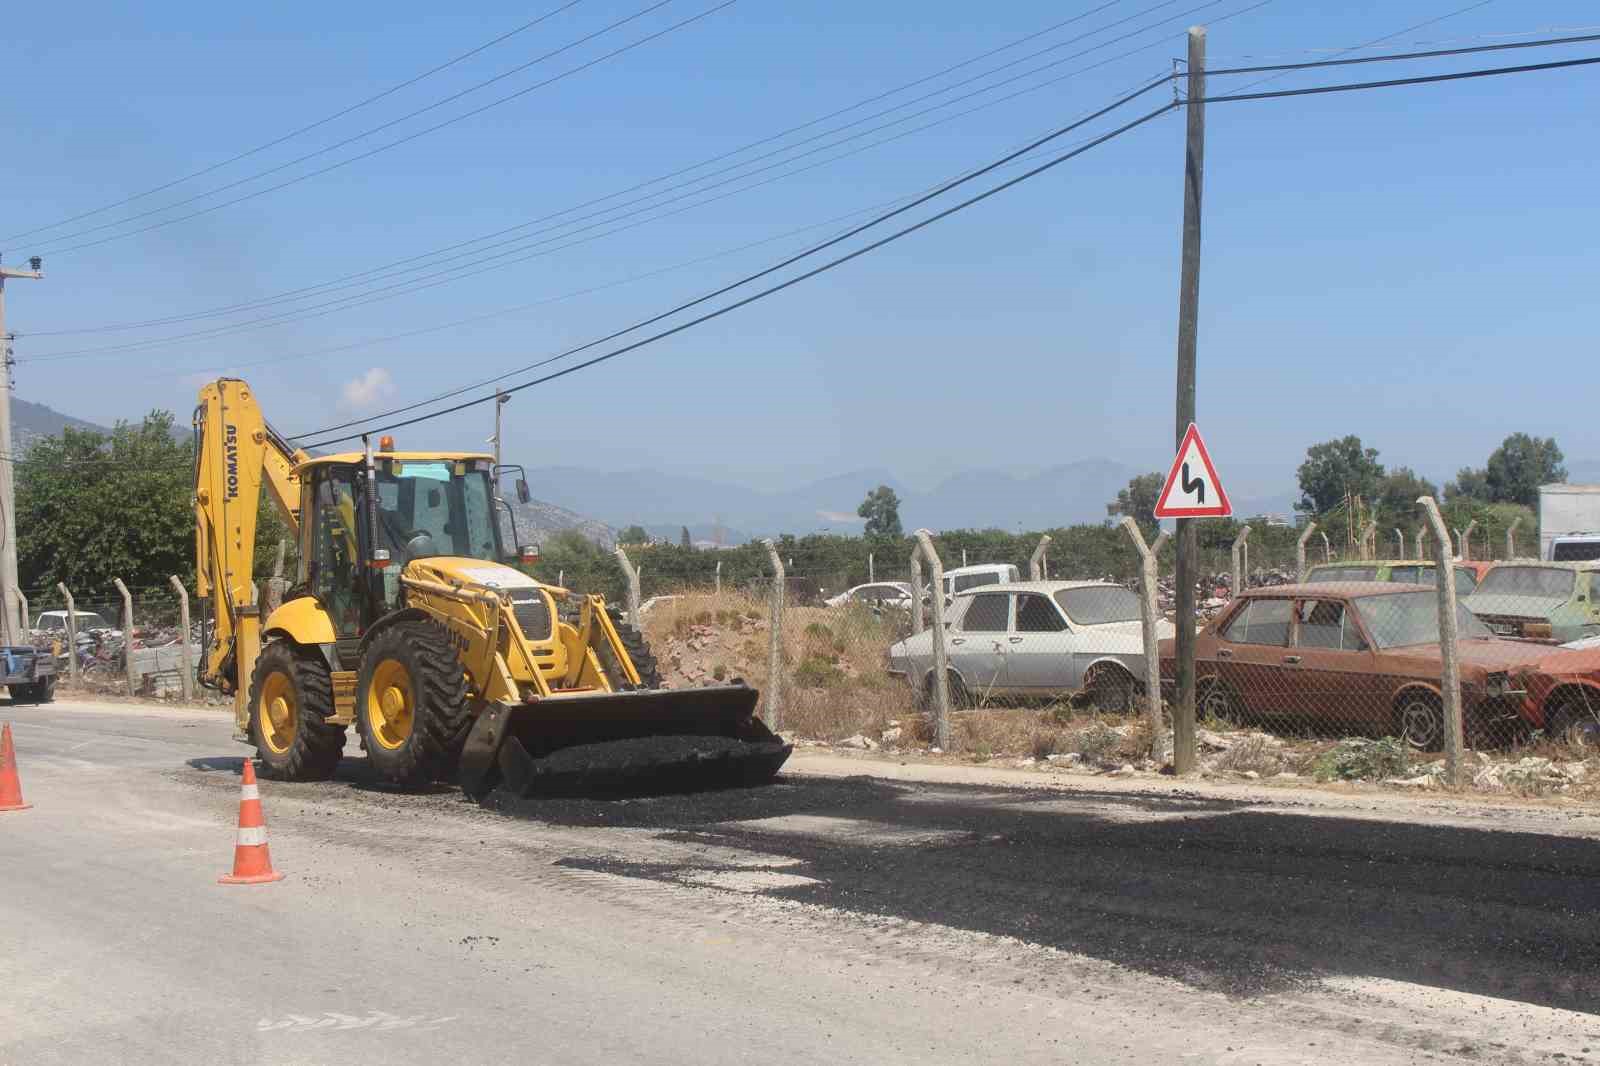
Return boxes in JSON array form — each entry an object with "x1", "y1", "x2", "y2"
[{"x1": 405, "y1": 557, "x2": 542, "y2": 593}]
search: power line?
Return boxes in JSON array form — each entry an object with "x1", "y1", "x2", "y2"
[
  {"x1": 26, "y1": 0, "x2": 737, "y2": 257},
  {"x1": 297, "y1": 102, "x2": 1181, "y2": 450},
  {"x1": 25, "y1": 0, "x2": 1259, "y2": 362},
  {"x1": 287, "y1": 75, "x2": 1176, "y2": 441},
  {"x1": 24, "y1": 0, "x2": 1211, "y2": 336},
  {"x1": 1203, "y1": 23, "x2": 1600, "y2": 61},
  {"x1": 296, "y1": 45, "x2": 1600, "y2": 449},
  {"x1": 1205, "y1": 30, "x2": 1600, "y2": 75},
  {"x1": 1201, "y1": 53, "x2": 1600, "y2": 102},
  {"x1": 2, "y1": 0, "x2": 593, "y2": 243}
]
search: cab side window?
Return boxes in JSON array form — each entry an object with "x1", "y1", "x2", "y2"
[
  {"x1": 310, "y1": 469, "x2": 362, "y2": 637},
  {"x1": 1220, "y1": 599, "x2": 1292, "y2": 646}
]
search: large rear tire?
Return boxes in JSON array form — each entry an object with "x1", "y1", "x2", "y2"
[
  {"x1": 248, "y1": 642, "x2": 345, "y2": 780},
  {"x1": 598, "y1": 606, "x2": 662, "y2": 690},
  {"x1": 357, "y1": 620, "x2": 471, "y2": 788}
]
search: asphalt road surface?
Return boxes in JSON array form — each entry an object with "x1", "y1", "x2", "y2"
[{"x1": 3, "y1": 698, "x2": 1598, "y2": 1065}]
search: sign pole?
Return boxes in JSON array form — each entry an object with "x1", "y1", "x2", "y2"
[{"x1": 1172, "y1": 26, "x2": 1206, "y2": 774}]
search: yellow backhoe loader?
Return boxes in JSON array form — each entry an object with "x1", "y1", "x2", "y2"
[{"x1": 193, "y1": 378, "x2": 788, "y2": 797}]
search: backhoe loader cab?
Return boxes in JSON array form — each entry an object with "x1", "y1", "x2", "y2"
[{"x1": 194, "y1": 379, "x2": 787, "y2": 797}]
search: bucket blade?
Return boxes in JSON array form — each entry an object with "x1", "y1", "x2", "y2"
[{"x1": 458, "y1": 685, "x2": 789, "y2": 799}]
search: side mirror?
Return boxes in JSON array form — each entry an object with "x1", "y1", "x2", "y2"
[{"x1": 516, "y1": 478, "x2": 531, "y2": 505}]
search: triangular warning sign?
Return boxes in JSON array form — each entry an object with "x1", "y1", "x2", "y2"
[{"x1": 1154, "y1": 423, "x2": 1231, "y2": 519}]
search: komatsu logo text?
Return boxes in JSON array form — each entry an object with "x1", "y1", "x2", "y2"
[{"x1": 225, "y1": 425, "x2": 240, "y2": 500}]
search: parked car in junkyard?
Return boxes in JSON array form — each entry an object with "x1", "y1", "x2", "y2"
[
  {"x1": 1304, "y1": 559, "x2": 1489, "y2": 596},
  {"x1": 924, "y1": 563, "x2": 1021, "y2": 605},
  {"x1": 1462, "y1": 561, "x2": 1600, "y2": 644},
  {"x1": 33, "y1": 609, "x2": 120, "y2": 639},
  {"x1": 887, "y1": 580, "x2": 1171, "y2": 712},
  {"x1": 1159, "y1": 582, "x2": 1599, "y2": 749},
  {"x1": 825, "y1": 582, "x2": 915, "y2": 610}
]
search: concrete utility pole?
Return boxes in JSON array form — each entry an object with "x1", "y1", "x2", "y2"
[
  {"x1": 0, "y1": 256, "x2": 44, "y2": 648},
  {"x1": 1296, "y1": 522, "x2": 1316, "y2": 583},
  {"x1": 1171, "y1": 26, "x2": 1206, "y2": 775}
]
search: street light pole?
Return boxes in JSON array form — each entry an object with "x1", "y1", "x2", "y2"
[{"x1": 0, "y1": 256, "x2": 45, "y2": 648}]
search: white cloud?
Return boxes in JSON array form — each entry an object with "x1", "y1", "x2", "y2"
[
  {"x1": 339, "y1": 368, "x2": 396, "y2": 412},
  {"x1": 816, "y1": 510, "x2": 864, "y2": 524}
]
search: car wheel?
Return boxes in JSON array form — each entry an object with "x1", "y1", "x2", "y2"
[
  {"x1": 921, "y1": 671, "x2": 971, "y2": 710},
  {"x1": 1546, "y1": 695, "x2": 1600, "y2": 751},
  {"x1": 1396, "y1": 694, "x2": 1444, "y2": 752},
  {"x1": 1085, "y1": 665, "x2": 1135, "y2": 716},
  {"x1": 1197, "y1": 678, "x2": 1245, "y2": 727}
]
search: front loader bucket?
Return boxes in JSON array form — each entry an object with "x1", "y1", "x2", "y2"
[{"x1": 457, "y1": 685, "x2": 790, "y2": 799}]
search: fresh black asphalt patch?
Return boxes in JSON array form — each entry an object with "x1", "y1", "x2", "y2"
[{"x1": 525, "y1": 776, "x2": 1600, "y2": 1011}]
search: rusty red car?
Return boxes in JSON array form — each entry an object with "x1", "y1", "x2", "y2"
[{"x1": 1159, "y1": 583, "x2": 1600, "y2": 749}]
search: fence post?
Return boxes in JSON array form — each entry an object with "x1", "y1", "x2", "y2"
[
  {"x1": 715, "y1": 559, "x2": 722, "y2": 595},
  {"x1": 961, "y1": 548, "x2": 968, "y2": 567},
  {"x1": 761, "y1": 539, "x2": 785, "y2": 732},
  {"x1": 909, "y1": 546, "x2": 925, "y2": 636},
  {"x1": 913, "y1": 529, "x2": 951, "y2": 751},
  {"x1": 1460, "y1": 519, "x2": 1478, "y2": 562},
  {"x1": 1357, "y1": 521, "x2": 1374, "y2": 560},
  {"x1": 1394, "y1": 527, "x2": 1405, "y2": 560},
  {"x1": 1319, "y1": 531, "x2": 1331, "y2": 563},
  {"x1": 169, "y1": 575, "x2": 194, "y2": 702},
  {"x1": 1506, "y1": 515, "x2": 1522, "y2": 559},
  {"x1": 113, "y1": 578, "x2": 136, "y2": 697},
  {"x1": 1295, "y1": 521, "x2": 1316, "y2": 583},
  {"x1": 1418, "y1": 497, "x2": 1465, "y2": 788},
  {"x1": 1028, "y1": 534, "x2": 1053, "y2": 581},
  {"x1": 613, "y1": 547, "x2": 641, "y2": 628},
  {"x1": 867, "y1": 552, "x2": 874, "y2": 584},
  {"x1": 57, "y1": 582, "x2": 79, "y2": 687},
  {"x1": 1230, "y1": 526, "x2": 1251, "y2": 597},
  {"x1": 1416, "y1": 524, "x2": 1430, "y2": 561},
  {"x1": 557, "y1": 569, "x2": 564, "y2": 588},
  {"x1": 15, "y1": 590, "x2": 26, "y2": 640},
  {"x1": 1121, "y1": 519, "x2": 1170, "y2": 756}
]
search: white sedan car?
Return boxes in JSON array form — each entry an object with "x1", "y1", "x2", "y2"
[
  {"x1": 825, "y1": 582, "x2": 915, "y2": 610},
  {"x1": 886, "y1": 580, "x2": 1170, "y2": 712}
]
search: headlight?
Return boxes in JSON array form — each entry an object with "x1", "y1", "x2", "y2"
[{"x1": 1485, "y1": 672, "x2": 1511, "y2": 697}]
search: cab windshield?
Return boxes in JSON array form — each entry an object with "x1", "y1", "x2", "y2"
[{"x1": 373, "y1": 459, "x2": 503, "y2": 564}]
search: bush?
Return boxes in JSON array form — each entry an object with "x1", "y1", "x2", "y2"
[
  {"x1": 804, "y1": 622, "x2": 833, "y2": 640},
  {"x1": 1070, "y1": 722, "x2": 1124, "y2": 766},
  {"x1": 793, "y1": 654, "x2": 846, "y2": 689},
  {"x1": 1031, "y1": 730, "x2": 1064, "y2": 760},
  {"x1": 1212, "y1": 733, "x2": 1284, "y2": 776},
  {"x1": 1311, "y1": 737, "x2": 1412, "y2": 782},
  {"x1": 712, "y1": 664, "x2": 727, "y2": 681}
]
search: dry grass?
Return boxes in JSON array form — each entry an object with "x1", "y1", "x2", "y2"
[{"x1": 1211, "y1": 733, "x2": 1286, "y2": 777}]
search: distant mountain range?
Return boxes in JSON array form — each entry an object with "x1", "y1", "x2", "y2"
[
  {"x1": 524, "y1": 462, "x2": 1304, "y2": 541},
  {"x1": 11, "y1": 397, "x2": 1596, "y2": 543}
]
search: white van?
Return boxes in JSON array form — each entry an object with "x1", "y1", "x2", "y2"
[{"x1": 936, "y1": 563, "x2": 1020, "y2": 602}]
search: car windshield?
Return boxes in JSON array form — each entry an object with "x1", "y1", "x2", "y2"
[
  {"x1": 374, "y1": 460, "x2": 503, "y2": 563},
  {"x1": 1054, "y1": 586, "x2": 1141, "y2": 625},
  {"x1": 1353, "y1": 592, "x2": 1492, "y2": 648},
  {"x1": 1475, "y1": 566, "x2": 1575, "y2": 599}
]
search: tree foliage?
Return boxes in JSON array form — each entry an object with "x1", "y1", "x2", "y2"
[
  {"x1": 857, "y1": 485, "x2": 903, "y2": 539},
  {"x1": 1373, "y1": 467, "x2": 1438, "y2": 523},
  {"x1": 679, "y1": 525, "x2": 692, "y2": 549},
  {"x1": 1297, "y1": 436, "x2": 1385, "y2": 515},
  {"x1": 1107, "y1": 472, "x2": 1163, "y2": 528},
  {"x1": 17, "y1": 413, "x2": 195, "y2": 595},
  {"x1": 617, "y1": 524, "x2": 650, "y2": 545},
  {"x1": 1484, "y1": 433, "x2": 1565, "y2": 507}
]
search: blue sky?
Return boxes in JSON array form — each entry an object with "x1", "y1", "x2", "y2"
[{"x1": 3, "y1": 0, "x2": 1597, "y2": 504}]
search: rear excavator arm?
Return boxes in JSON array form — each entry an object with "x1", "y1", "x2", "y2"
[{"x1": 193, "y1": 379, "x2": 305, "y2": 709}]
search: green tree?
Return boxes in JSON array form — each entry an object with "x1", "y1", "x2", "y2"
[
  {"x1": 1374, "y1": 467, "x2": 1438, "y2": 521},
  {"x1": 1107, "y1": 472, "x2": 1163, "y2": 528},
  {"x1": 680, "y1": 525, "x2": 692, "y2": 549},
  {"x1": 857, "y1": 485, "x2": 903, "y2": 539},
  {"x1": 1484, "y1": 433, "x2": 1565, "y2": 507},
  {"x1": 618, "y1": 525, "x2": 650, "y2": 545},
  {"x1": 1445, "y1": 466, "x2": 1490, "y2": 501},
  {"x1": 1297, "y1": 436, "x2": 1385, "y2": 514},
  {"x1": 17, "y1": 412, "x2": 195, "y2": 594}
]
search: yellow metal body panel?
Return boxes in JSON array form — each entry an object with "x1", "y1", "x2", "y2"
[
  {"x1": 330, "y1": 671, "x2": 358, "y2": 726},
  {"x1": 295, "y1": 450, "x2": 494, "y2": 473},
  {"x1": 263, "y1": 596, "x2": 337, "y2": 645}
]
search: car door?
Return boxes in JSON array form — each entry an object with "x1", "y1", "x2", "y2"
[
  {"x1": 1209, "y1": 597, "x2": 1294, "y2": 717},
  {"x1": 948, "y1": 592, "x2": 1010, "y2": 699},
  {"x1": 1288, "y1": 597, "x2": 1384, "y2": 730},
  {"x1": 1006, "y1": 592, "x2": 1073, "y2": 698}
]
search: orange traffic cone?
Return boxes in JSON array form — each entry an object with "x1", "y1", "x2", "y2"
[
  {"x1": 0, "y1": 723, "x2": 30, "y2": 813},
  {"x1": 219, "y1": 759, "x2": 284, "y2": 885}
]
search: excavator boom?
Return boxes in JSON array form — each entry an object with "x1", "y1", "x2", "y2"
[{"x1": 193, "y1": 379, "x2": 303, "y2": 706}]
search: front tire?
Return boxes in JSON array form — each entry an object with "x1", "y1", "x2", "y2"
[
  {"x1": 357, "y1": 620, "x2": 471, "y2": 788},
  {"x1": 1547, "y1": 695, "x2": 1600, "y2": 751},
  {"x1": 1086, "y1": 664, "x2": 1136, "y2": 715},
  {"x1": 598, "y1": 606, "x2": 662, "y2": 690},
  {"x1": 248, "y1": 642, "x2": 345, "y2": 780},
  {"x1": 1396, "y1": 694, "x2": 1444, "y2": 752}
]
